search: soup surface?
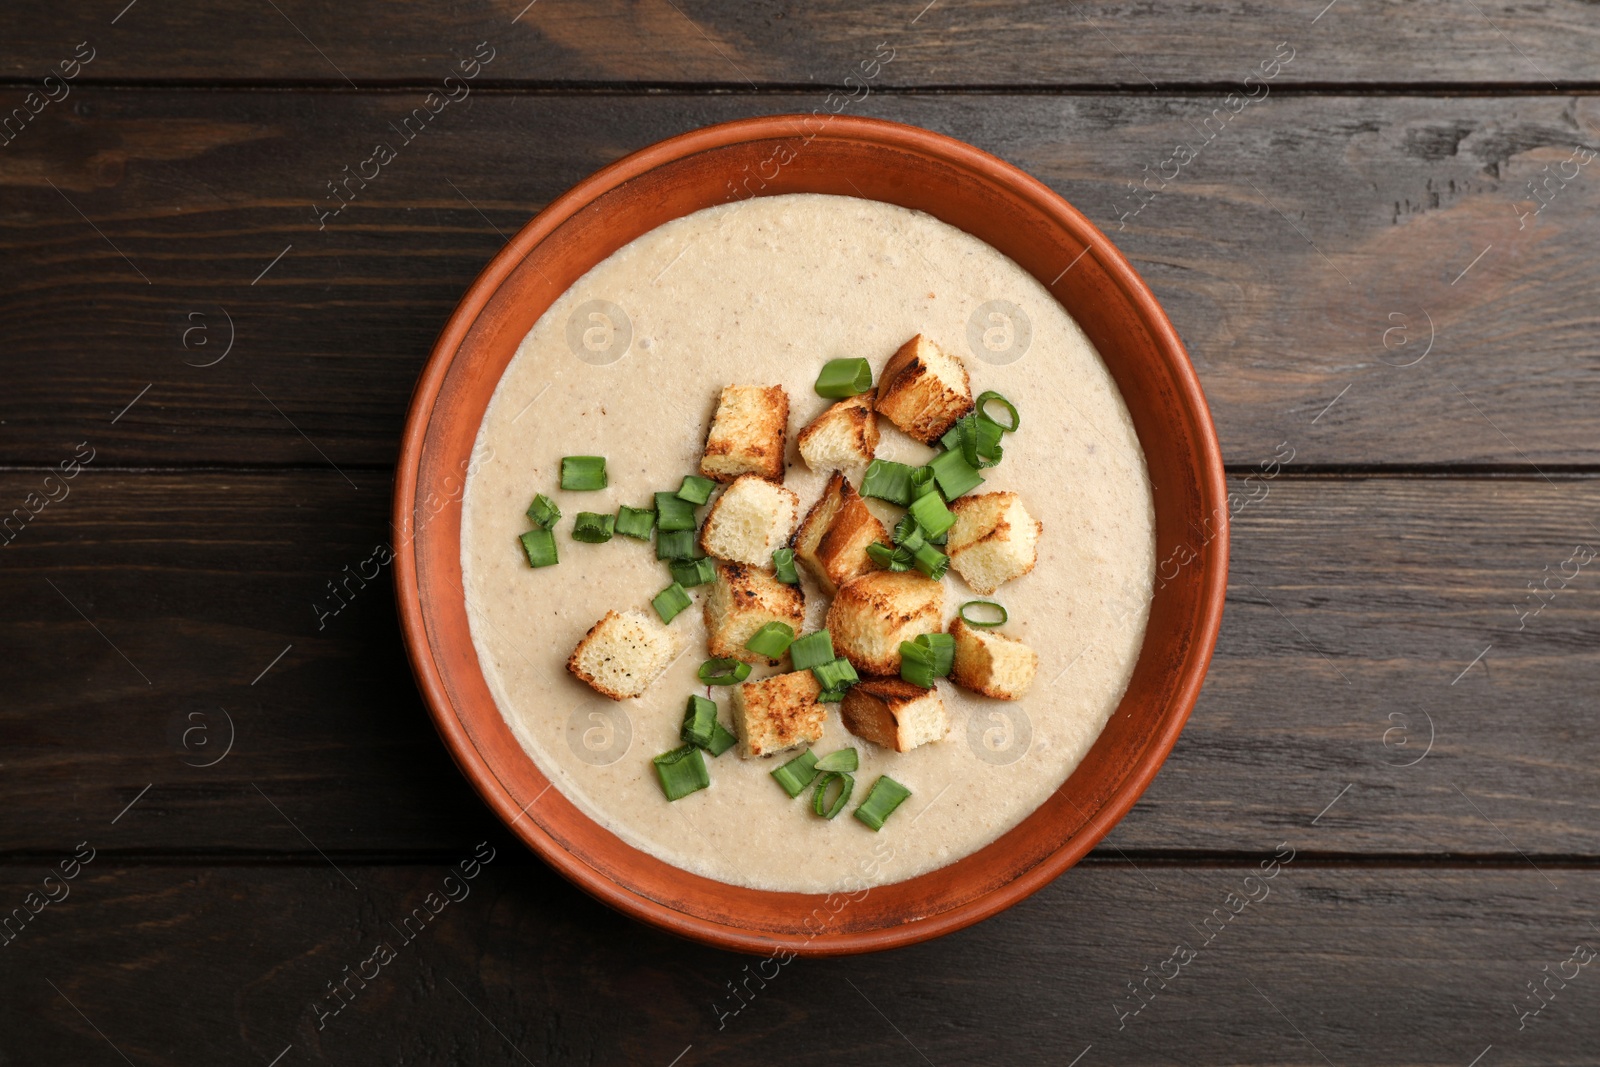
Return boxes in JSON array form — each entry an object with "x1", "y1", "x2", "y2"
[{"x1": 461, "y1": 193, "x2": 1154, "y2": 893}]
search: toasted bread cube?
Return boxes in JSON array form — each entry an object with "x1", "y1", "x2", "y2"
[
  {"x1": 731, "y1": 670, "x2": 825, "y2": 758},
  {"x1": 949, "y1": 617, "x2": 1038, "y2": 700},
  {"x1": 826, "y1": 570, "x2": 944, "y2": 676},
  {"x1": 794, "y1": 472, "x2": 890, "y2": 596},
  {"x1": 841, "y1": 678, "x2": 949, "y2": 752},
  {"x1": 875, "y1": 334, "x2": 973, "y2": 444},
  {"x1": 704, "y1": 562, "x2": 806, "y2": 665},
  {"x1": 566, "y1": 609, "x2": 679, "y2": 701},
  {"x1": 700, "y1": 384, "x2": 789, "y2": 482},
  {"x1": 947, "y1": 491, "x2": 1041, "y2": 595},
  {"x1": 796, "y1": 393, "x2": 879, "y2": 472},
  {"x1": 699, "y1": 474, "x2": 799, "y2": 567}
]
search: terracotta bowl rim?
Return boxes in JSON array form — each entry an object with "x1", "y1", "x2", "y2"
[{"x1": 394, "y1": 113, "x2": 1228, "y2": 955}]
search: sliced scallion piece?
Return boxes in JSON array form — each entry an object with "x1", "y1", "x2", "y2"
[
  {"x1": 908, "y1": 464, "x2": 939, "y2": 500},
  {"x1": 669, "y1": 556, "x2": 717, "y2": 587},
  {"x1": 652, "y1": 582, "x2": 692, "y2": 623},
  {"x1": 525, "y1": 493, "x2": 562, "y2": 529},
  {"x1": 653, "y1": 744, "x2": 710, "y2": 800},
  {"x1": 681, "y1": 694, "x2": 719, "y2": 748},
  {"x1": 519, "y1": 528, "x2": 558, "y2": 568},
  {"x1": 911, "y1": 542, "x2": 950, "y2": 580},
  {"x1": 656, "y1": 529, "x2": 701, "y2": 561},
  {"x1": 894, "y1": 521, "x2": 927, "y2": 554},
  {"x1": 853, "y1": 775, "x2": 911, "y2": 830},
  {"x1": 677, "y1": 475, "x2": 717, "y2": 505},
  {"x1": 916, "y1": 632, "x2": 955, "y2": 677},
  {"x1": 812, "y1": 656, "x2": 858, "y2": 695},
  {"x1": 788, "y1": 630, "x2": 835, "y2": 671},
  {"x1": 772, "y1": 547, "x2": 799, "y2": 584},
  {"x1": 941, "y1": 413, "x2": 1004, "y2": 468},
  {"x1": 908, "y1": 492, "x2": 956, "y2": 538},
  {"x1": 697, "y1": 657, "x2": 752, "y2": 686},
  {"x1": 899, "y1": 640, "x2": 937, "y2": 688},
  {"x1": 960, "y1": 600, "x2": 1008, "y2": 628},
  {"x1": 615, "y1": 505, "x2": 656, "y2": 540},
  {"x1": 861, "y1": 459, "x2": 918, "y2": 506},
  {"x1": 705, "y1": 720, "x2": 738, "y2": 757},
  {"x1": 771, "y1": 749, "x2": 819, "y2": 798},
  {"x1": 814, "y1": 747, "x2": 859, "y2": 773},
  {"x1": 655, "y1": 491, "x2": 698, "y2": 532},
  {"x1": 572, "y1": 511, "x2": 616, "y2": 543},
  {"x1": 866, "y1": 542, "x2": 912, "y2": 572},
  {"x1": 927, "y1": 447, "x2": 984, "y2": 499},
  {"x1": 814, "y1": 357, "x2": 873, "y2": 398},
  {"x1": 560, "y1": 456, "x2": 607, "y2": 491},
  {"x1": 976, "y1": 390, "x2": 1020, "y2": 432},
  {"x1": 812, "y1": 771, "x2": 854, "y2": 819},
  {"x1": 744, "y1": 622, "x2": 795, "y2": 661}
]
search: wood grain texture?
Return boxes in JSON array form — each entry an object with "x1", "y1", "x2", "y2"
[
  {"x1": 3, "y1": 0, "x2": 1599, "y2": 88},
  {"x1": 4, "y1": 469, "x2": 1597, "y2": 856},
  {"x1": 3, "y1": 859, "x2": 1596, "y2": 1065},
  {"x1": 2, "y1": 91, "x2": 1596, "y2": 468}
]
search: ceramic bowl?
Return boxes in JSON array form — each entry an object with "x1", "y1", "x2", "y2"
[{"x1": 394, "y1": 114, "x2": 1227, "y2": 955}]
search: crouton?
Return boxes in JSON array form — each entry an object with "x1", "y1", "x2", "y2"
[
  {"x1": 730, "y1": 670, "x2": 826, "y2": 758},
  {"x1": 566, "y1": 609, "x2": 679, "y2": 701},
  {"x1": 700, "y1": 474, "x2": 799, "y2": 567},
  {"x1": 948, "y1": 617, "x2": 1038, "y2": 700},
  {"x1": 947, "y1": 491, "x2": 1042, "y2": 595},
  {"x1": 704, "y1": 562, "x2": 806, "y2": 665},
  {"x1": 700, "y1": 384, "x2": 789, "y2": 482},
  {"x1": 826, "y1": 570, "x2": 944, "y2": 676},
  {"x1": 875, "y1": 334, "x2": 973, "y2": 444},
  {"x1": 841, "y1": 678, "x2": 949, "y2": 752},
  {"x1": 796, "y1": 393, "x2": 879, "y2": 472},
  {"x1": 793, "y1": 472, "x2": 891, "y2": 595}
]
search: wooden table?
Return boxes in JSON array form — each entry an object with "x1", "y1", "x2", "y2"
[{"x1": 5, "y1": 3, "x2": 1599, "y2": 1063}]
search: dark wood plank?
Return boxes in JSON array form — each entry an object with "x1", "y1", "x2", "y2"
[
  {"x1": 4, "y1": 0, "x2": 1599, "y2": 87},
  {"x1": 4, "y1": 469, "x2": 1598, "y2": 856},
  {"x1": 3, "y1": 90, "x2": 1597, "y2": 467},
  {"x1": 4, "y1": 858, "x2": 1597, "y2": 1064}
]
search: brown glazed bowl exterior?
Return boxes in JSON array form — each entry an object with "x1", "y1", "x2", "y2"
[{"x1": 394, "y1": 115, "x2": 1228, "y2": 956}]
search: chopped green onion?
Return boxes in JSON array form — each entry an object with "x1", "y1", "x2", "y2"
[
  {"x1": 916, "y1": 632, "x2": 955, "y2": 677},
  {"x1": 698, "y1": 657, "x2": 752, "y2": 686},
  {"x1": 519, "y1": 528, "x2": 558, "y2": 568},
  {"x1": 525, "y1": 493, "x2": 561, "y2": 529},
  {"x1": 814, "y1": 358, "x2": 873, "y2": 398},
  {"x1": 853, "y1": 775, "x2": 911, "y2": 830},
  {"x1": 655, "y1": 491, "x2": 698, "y2": 532},
  {"x1": 656, "y1": 529, "x2": 701, "y2": 561},
  {"x1": 677, "y1": 475, "x2": 717, "y2": 505},
  {"x1": 814, "y1": 748, "x2": 859, "y2": 773},
  {"x1": 899, "y1": 640, "x2": 937, "y2": 688},
  {"x1": 893, "y1": 519, "x2": 927, "y2": 553},
  {"x1": 861, "y1": 459, "x2": 918, "y2": 506},
  {"x1": 771, "y1": 749, "x2": 820, "y2": 797},
  {"x1": 812, "y1": 771, "x2": 854, "y2": 819},
  {"x1": 818, "y1": 688, "x2": 849, "y2": 703},
  {"x1": 744, "y1": 622, "x2": 795, "y2": 661},
  {"x1": 572, "y1": 512, "x2": 616, "y2": 543},
  {"x1": 927, "y1": 447, "x2": 984, "y2": 499},
  {"x1": 960, "y1": 600, "x2": 1008, "y2": 628},
  {"x1": 652, "y1": 582, "x2": 692, "y2": 623},
  {"x1": 866, "y1": 542, "x2": 912, "y2": 572},
  {"x1": 908, "y1": 492, "x2": 956, "y2": 538},
  {"x1": 772, "y1": 547, "x2": 799, "y2": 584},
  {"x1": 560, "y1": 456, "x2": 607, "y2": 491},
  {"x1": 653, "y1": 744, "x2": 710, "y2": 800},
  {"x1": 681, "y1": 694, "x2": 719, "y2": 748},
  {"x1": 705, "y1": 720, "x2": 738, "y2": 757},
  {"x1": 615, "y1": 505, "x2": 656, "y2": 540},
  {"x1": 789, "y1": 630, "x2": 835, "y2": 671},
  {"x1": 812, "y1": 656, "x2": 859, "y2": 695},
  {"x1": 669, "y1": 556, "x2": 717, "y2": 587},
  {"x1": 909, "y1": 465, "x2": 939, "y2": 500},
  {"x1": 941, "y1": 413, "x2": 1005, "y2": 468},
  {"x1": 976, "y1": 390, "x2": 1020, "y2": 432},
  {"x1": 912, "y1": 543, "x2": 949, "y2": 580}
]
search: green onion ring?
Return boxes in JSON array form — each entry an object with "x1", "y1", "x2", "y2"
[{"x1": 959, "y1": 600, "x2": 1008, "y2": 628}]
